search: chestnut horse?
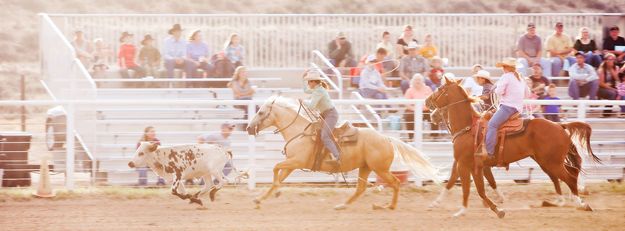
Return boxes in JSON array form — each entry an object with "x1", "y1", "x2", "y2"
[
  {"x1": 424, "y1": 76, "x2": 600, "y2": 218},
  {"x1": 246, "y1": 96, "x2": 439, "y2": 210}
]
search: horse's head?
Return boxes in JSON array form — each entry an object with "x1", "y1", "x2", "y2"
[
  {"x1": 425, "y1": 75, "x2": 471, "y2": 125},
  {"x1": 246, "y1": 97, "x2": 280, "y2": 135}
]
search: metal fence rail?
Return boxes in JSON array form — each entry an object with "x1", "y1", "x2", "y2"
[{"x1": 45, "y1": 13, "x2": 622, "y2": 68}]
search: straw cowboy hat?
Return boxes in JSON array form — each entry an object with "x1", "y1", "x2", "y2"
[
  {"x1": 473, "y1": 70, "x2": 493, "y2": 83},
  {"x1": 303, "y1": 71, "x2": 324, "y2": 81},
  {"x1": 168, "y1": 24, "x2": 183, "y2": 35},
  {"x1": 496, "y1": 57, "x2": 518, "y2": 68}
]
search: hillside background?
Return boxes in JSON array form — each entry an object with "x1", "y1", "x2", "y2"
[{"x1": 1, "y1": 0, "x2": 624, "y2": 99}]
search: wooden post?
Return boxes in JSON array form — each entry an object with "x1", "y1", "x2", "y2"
[{"x1": 20, "y1": 75, "x2": 26, "y2": 132}]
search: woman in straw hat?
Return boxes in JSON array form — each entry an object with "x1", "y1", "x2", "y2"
[
  {"x1": 477, "y1": 58, "x2": 531, "y2": 160},
  {"x1": 300, "y1": 71, "x2": 341, "y2": 166},
  {"x1": 473, "y1": 69, "x2": 495, "y2": 111}
]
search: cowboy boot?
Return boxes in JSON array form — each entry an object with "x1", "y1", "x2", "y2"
[{"x1": 324, "y1": 154, "x2": 341, "y2": 169}]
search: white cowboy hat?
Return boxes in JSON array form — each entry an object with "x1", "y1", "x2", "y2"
[
  {"x1": 366, "y1": 54, "x2": 376, "y2": 63},
  {"x1": 473, "y1": 70, "x2": 493, "y2": 83},
  {"x1": 495, "y1": 57, "x2": 518, "y2": 68},
  {"x1": 407, "y1": 41, "x2": 419, "y2": 49},
  {"x1": 303, "y1": 71, "x2": 324, "y2": 81}
]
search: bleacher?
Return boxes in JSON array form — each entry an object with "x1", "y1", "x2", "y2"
[{"x1": 36, "y1": 13, "x2": 625, "y2": 187}]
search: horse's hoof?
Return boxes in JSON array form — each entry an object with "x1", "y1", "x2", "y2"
[
  {"x1": 334, "y1": 204, "x2": 347, "y2": 210},
  {"x1": 428, "y1": 201, "x2": 440, "y2": 208},
  {"x1": 453, "y1": 207, "x2": 467, "y2": 218},
  {"x1": 541, "y1": 200, "x2": 559, "y2": 207},
  {"x1": 275, "y1": 191, "x2": 282, "y2": 198},
  {"x1": 209, "y1": 187, "x2": 220, "y2": 202},
  {"x1": 254, "y1": 204, "x2": 261, "y2": 210},
  {"x1": 189, "y1": 198, "x2": 203, "y2": 206},
  {"x1": 496, "y1": 209, "x2": 506, "y2": 219},
  {"x1": 577, "y1": 204, "x2": 593, "y2": 212},
  {"x1": 372, "y1": 204, "x2": 386, "y2": 210},
  {"x1": 253, "y1": 198, "x2": 261, "y2": 205}
]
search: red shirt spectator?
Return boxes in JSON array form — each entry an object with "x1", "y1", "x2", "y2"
[{"x1": 118, "y1": 43, "x2": 138, "y2": 68}]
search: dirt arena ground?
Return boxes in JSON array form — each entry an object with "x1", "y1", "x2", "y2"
[{"x1": 1, "y1": 183, "x2": 624, "y2": 231}]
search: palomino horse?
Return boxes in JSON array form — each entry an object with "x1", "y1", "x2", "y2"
[
  {"x1": 424, "y1": 76, "x2": 600, "y2": 218},
  {"x1": 246, "y1": 96, "x2": 439, "y2": 210}
]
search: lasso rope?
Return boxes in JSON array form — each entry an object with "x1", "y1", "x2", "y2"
[{"x1": 320, "y1": 59, "x2": 402, "y2": 78}]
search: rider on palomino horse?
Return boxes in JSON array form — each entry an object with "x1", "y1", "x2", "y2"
[
  {"x1": 299, "y1": 71, "x2": 341, "y2": 167},
  {"x1": 476, "y1": 57, "x2": 531, "y2": 161}
]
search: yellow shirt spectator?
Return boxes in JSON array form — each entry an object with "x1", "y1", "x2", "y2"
[
  {"x1": 419, "y1": 45, "x2": 438, "y2": 59},
  {"x1": 545, "y1": 33, "x2": 573, "y2": 58}
]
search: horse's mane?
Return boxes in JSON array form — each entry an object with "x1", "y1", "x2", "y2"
[
  {"x1": 263, "y1": 96, "x2": 312, "y2": 122},
  {"x1": 452, "y1": 80, "x2": 482, "y2": 118}
]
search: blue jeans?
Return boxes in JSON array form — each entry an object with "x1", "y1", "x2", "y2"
[
  {"x1": 486, "y1": 105, "x2": 518, "y2": 156},
  {"x1": 164, "y1": 59, "x2": 192, "y2": 78},
  {"x1": 550, "y1": 57, "x2": 564, "y2": 77},
  {"x1": 518, "y1": 58, "x2": 552, "y2": 77},
  {"x1": 185, "y1": 61, "x2": 214, "y2": 78},
  {"x1": 360, "y1": 88, "x2": 388, "y2": 99},
  {"x1": 568, "y1": 79, "x2": 599, "y2": 100},
  {"x1": 138, "y1": 167, "x2": 148, "y2": 186},
  {"x1": 213, "y1": 160, "x2": 234, "y2": 185},
  {"x1": 320, "y1": 108, "x2": 340, "y2": 159}
]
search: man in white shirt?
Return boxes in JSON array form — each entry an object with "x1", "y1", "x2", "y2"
[{"x1": 567, "y1": 52, "x2": 599, "y2": 100}]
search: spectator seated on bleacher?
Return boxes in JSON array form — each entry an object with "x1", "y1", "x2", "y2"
[
  {"x1": 602, "y1": 26, "x2": 625, "y2": 65},
  {"x1": 138, "y1": 34, "x2": 161, "y2": 78},
  {"x1": 574, "y1": 27, "x2": 602, "y2": 68},
  {"x1": 545, "y1": 22, "x2": 575, "y2": 77},
  {"x1": 516, "y1": 23, "x2": 552, "y2": 77},
  {"x1": 528, "y1": 63, "x2": 551, "y2": 98},
  {"x1": 91, "y1": 38, "x2": 112, "y2": 77},
  {"x1": 542, "y1": 84, "x2": 561, "y2": 122},
  {"x1": 568, "y1": 52, "x2": 599, "y2": 100},
  {"x1": 473, "y1": 70, "x2": 494, "y2": 111},
  {"x1": 210, "y1": 51, "x2": 236, "y2": 80},
  {"x1": 399, "y1": 42, "x2": 429, "y2": 93},
  {"x1": 460, "y1": 64, "x2": 484, "y2": 97},
  {"x1": 224, "y1": 33, "x2": 245, "y2": 68},
  {"x1": 598, "y1": 53, "x2": 625, "y2": 117},
  {"x1": 328, "y1": 31, "x2": 356, "y2": 68},
  {"x1": 376, "y1": 31, "x2": 395, "y2": 59},
  {"x1": 350, "y1": 48, "x2": 389, "y2": 88},
  {"x1": 426, "y1": 56, "x2": 444, "y2": 91},
  {"x1": 228, "y1": 66, "x2": 256, "y2": 120},
  {"x1": 185, "y1": 29, "x2": 213, "y2": 78},
  {"x1": 403, "y1": 73, "x2": 435, "y2": 140},
  {"x1": 71, "y1": 30, "x2": 93, "y2": 67},
  {"x1": 163, "y1": 24, "x2": 192, "y2": 78},
  {"x1": 359, "y1": 55, "x2": 388, "y2": 100},
  {"x1": 118, "y1": 32, "x2": 146, "y2": 79},
  {"x1": 395, "y1": 25, "x2": 419, "y2": 58},
  {"x1": 419, "y1": 34, "x2": 438, "y2": 60}
]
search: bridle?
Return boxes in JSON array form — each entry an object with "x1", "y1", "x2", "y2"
[
  {"x1": 253, "y1": 98, "x2": 314, "y2": 135},
  {"x1": 429, "y1": 84, "x2": 472, "y2": 141}
]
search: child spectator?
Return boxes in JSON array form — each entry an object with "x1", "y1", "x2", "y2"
[
  {"x1": 473, "y1": 70, "x2": 494, "y2": 111},
  {"x1": 138, "y1": 34, "x2": 161, "y2": 77},
  {"x1": 224, "y1": 33, "x2": 245, "y2": 67},
  {"x1": 528, "y1": 63, "x2": 551, "y2": 98},
  {"x1": 118, "y1": 32, "x2": 146, "y2": 78},
  {"x1": 185, "y1": 29, "x2": 213, "y2": 78},
  {"x1": 426, "y1": 56, "x2": 444, "y2": 91},
  {"x1": 136, "y1": 126, "x2": 165, "y2": 186},
  {"x1": 91, "y1": 38, "x2": 112, "y2": 77},
  {"x1": 419, "y1": 34, "x2": 438, "y2": 59},
  {"x1": 376, "y1": 31, "x2": 395, "y2": 59},
  {"x1": 542, "y1": 84, "x2": 561, "y2": 122}
]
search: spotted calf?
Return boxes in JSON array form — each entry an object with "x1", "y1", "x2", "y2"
[{"x1": 128, "y1": 142, "x2": 231, "y2": 206}]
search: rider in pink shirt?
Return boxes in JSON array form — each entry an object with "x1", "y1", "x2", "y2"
[{"x1": 479, "y1": 57, "x2": 530, "y2": 160}]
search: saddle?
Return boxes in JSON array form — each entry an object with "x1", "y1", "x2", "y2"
[
  {"x1": 310, "y1": 121, "x2": 360, "y2": 171},
  {"x1": 474, "y1": 112, "x2": 530, "y2": 168}
]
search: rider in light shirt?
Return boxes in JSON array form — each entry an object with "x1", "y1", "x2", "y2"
[
  {"x1": 300, "y1": 71, "x2": 341, "y2": 167},
  {"x1": 478, "y1": 57, "x2": 531, "y2": 160}
]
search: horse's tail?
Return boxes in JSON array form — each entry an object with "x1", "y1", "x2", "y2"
[
  {"x1": 388, "y1": 137, "x2": 441, "y2": 184},
  {"x1": 560, "y1": 122, "x2": 601, "y2": 165}
]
